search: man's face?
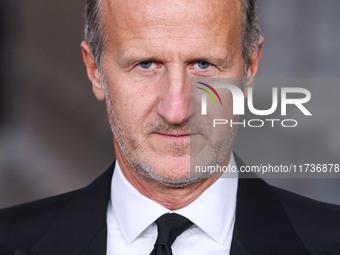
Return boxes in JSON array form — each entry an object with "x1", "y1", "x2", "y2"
[{"x1": 96, "y1": 0, "x2": 246, "y2": 186}]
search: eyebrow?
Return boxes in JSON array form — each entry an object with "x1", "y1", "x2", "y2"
[
  {"x1": 190, "y1": 55, "x2": 234, "y2": 70},
  {"x1": 117, "y1": 49, "x2": 235, "y2": 70},
  {"x1": 118, "y1": 56, "x2": 160, "y2": 69}
]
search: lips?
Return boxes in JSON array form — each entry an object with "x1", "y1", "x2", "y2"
[
  {"x1": 155, "y1": 132, "x2": 191, "y2": 137},
  {"x1": 153, "y1": 132, "x2": 195, "y2": 141}
]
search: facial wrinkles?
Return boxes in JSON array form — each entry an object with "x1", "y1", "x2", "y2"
[{"x1": 101, "y1": 0, "x2": 244, "y2": 187}]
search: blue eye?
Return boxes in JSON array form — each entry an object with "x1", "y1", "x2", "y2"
[
  {"x1": 139, "y1": 61, "x2": 153, "y2": 69},
  {"x1": 197, "y1": 61, "x2": 211, "y2": 69}
]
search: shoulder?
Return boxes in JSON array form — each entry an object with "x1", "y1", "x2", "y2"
[
  {"x1": 235, "y1": 154, "x2": 340, "y2": 253},
  {"x1": 273, "y1": 186, "x2": 340, "y2": 253},
  {"x1": 0, "y1": 164, "x2": 114, "y2": 254},
  {"x1": 0, "y1": 190, "x2": 79, "y2": 254}
]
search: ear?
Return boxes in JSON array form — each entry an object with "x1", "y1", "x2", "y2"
[
  {"x1": 244, "y1": 36, "x2": 264, "y2": 94},
  {"x1": 81, "y1": 41, "x2": 106, "y2": 101}
]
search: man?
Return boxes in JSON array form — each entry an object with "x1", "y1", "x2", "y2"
[{"x1": 1, "y1": 0, "x2": 339, "y2": 254}]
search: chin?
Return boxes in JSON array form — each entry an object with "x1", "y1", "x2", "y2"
[
  {"x1": 153, "y1": 161, "x2": 190, "y2": 178},
  {"x1": 148, "y1": 173, "x2": 205, "y2": 189},
  {"x1": 136, "y1": 160, "x2": 206, "y2": 188}
]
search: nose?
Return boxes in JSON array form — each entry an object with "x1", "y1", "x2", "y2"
[{"x1": 156, "y1": 65, "x2": 190, "y2": 124}]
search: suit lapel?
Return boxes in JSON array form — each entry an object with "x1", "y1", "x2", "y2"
[
  {"x1": 231, "y1": 155, "x2": 310, "y2": 255},
  {"x1": 230, "y1": 235, "x2": 250, "y2": 255},
  {"x1": 16, "y1": 157, "x2": 312, "y2": 254},
  {"x1": 27, "y1": 164, "x2": 114, "y2": 255}
]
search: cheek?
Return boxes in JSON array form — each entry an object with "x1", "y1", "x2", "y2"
[{"x1": 104, "y1": 74, "x2": 159, "y2": 128}]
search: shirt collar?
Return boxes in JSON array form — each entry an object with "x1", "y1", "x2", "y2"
[{"x1": 110, "y1": 153, "x2": 238, "y2": 245}]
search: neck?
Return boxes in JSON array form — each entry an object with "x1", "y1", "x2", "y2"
[{"x1": 114, "y1": 143, "x2": 232, "y2": 211}]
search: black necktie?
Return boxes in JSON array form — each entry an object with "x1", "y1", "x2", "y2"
[{"x1": 150, "y1": 213, "x2": 193, "y2": 255}]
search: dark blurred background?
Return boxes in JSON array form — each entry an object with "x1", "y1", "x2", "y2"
[{"x1": 1, "y1": 0, "x2": 339, "y2": 208}]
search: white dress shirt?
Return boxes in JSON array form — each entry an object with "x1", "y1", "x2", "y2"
[{"x1": 106, "y1": 154, "x2": 238, "y2": 255}]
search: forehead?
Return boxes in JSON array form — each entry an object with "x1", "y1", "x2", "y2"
[{"x1": 102, "y1": 0, "x2": 242, "y2": 42}]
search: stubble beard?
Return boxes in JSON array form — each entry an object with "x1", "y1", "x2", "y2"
[{"x1": 101, "y1": 78, "x2": 238, "y2": 188}]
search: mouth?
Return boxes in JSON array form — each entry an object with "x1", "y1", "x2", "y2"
[{"x1": 153, "y1": 132, "x2": 195, "y2": 140}]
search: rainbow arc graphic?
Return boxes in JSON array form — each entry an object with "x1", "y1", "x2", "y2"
[{"x1": 196, "y1": 82, "x2": 223, "y2": 106}]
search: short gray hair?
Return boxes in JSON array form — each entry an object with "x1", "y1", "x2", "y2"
[
  {"x1": 84, "y1": 0, "x2": 105, "y2": 70},
  {"x1": 241, "y1": 0, "x2": 261, "y2": 68},
  {"x1": 84, "y1": 0, "x2": 261, "y2": 70}
]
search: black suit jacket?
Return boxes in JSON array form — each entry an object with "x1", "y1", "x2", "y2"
[{"x1": 1, "y1": 157, "x2": 340, "y2": 255}]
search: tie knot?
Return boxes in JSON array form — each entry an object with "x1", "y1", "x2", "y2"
[{"x1": 155, "y1": 213, "x2": 193, "y2": 247}]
